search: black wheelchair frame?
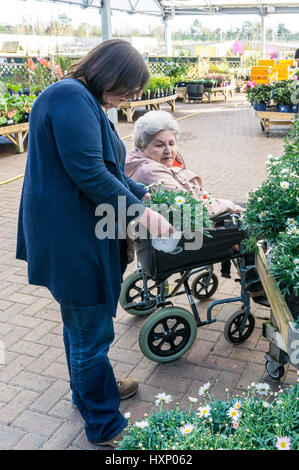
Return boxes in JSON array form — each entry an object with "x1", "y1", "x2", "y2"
[{"x1": 120, "y1": 214, "x2": 261, "y2": 363}]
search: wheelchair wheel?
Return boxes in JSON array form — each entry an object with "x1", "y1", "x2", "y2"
[
  {"x1": 224, "y1": 309, "x2": 255, "y2": 344},
  {"x1": 119, "y1": 271, "x2": 169, "y2": 316},
  {"x1": 139, "y1": 306, "x2": 197, "y2": 363},
  {"x1": 191, "y1": 271, "x2": 218, "y2": 300}
]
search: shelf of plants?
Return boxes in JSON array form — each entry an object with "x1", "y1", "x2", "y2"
[
  {"x1": 244, "y1": 119, "x2": 299, "y2": 378},
  {"x1": 245, "y1": 72, "x2": 299, "y2": 136}
]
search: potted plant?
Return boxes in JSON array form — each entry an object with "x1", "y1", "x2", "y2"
[
  {"x1": 272, "y1": 82, "x2": 293, "y2": 112},
  {"x1": 143, "y1": 184, "x2": 213, "y2": 253},
  {"x1": 251, "y1": 84, "x2": 272, "y2": 111}
]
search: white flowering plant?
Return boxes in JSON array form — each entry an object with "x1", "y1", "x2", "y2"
[
  {"x1": 144, "y1": 183, "x2": 213, "y2": 235},
  {"x1": 243, "y1": 120, "x2": 299, "y2": 310},
  {"x1": 116, "y1": 383, "x2": 299, "y2": 450}
]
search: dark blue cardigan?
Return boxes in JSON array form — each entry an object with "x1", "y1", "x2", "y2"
[{"x1": 16, "y1": 79, "x2": 147, "y2": 313}]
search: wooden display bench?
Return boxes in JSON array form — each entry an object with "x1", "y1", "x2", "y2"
[
  {"x1": 202, "y1": 85, "x2": 234, "y2": 103},
  {"x1": 120, "y1": 94, "x2": 177, "y2": 123},
  {"x1": 255, "y1": 109, "x2": 298, "y2": 137},
  {"x1": 175, "y1": 85, "x2": 234, "y2": 103},
  {"x1": 0, "y1": 122, "x2": 29, "y2": 153},
  {"x1": 255, "y1": 245, "x2": 299, "y2": 379}
]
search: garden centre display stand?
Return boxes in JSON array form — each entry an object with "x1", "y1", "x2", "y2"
[
  {"x1": 256, "y1": 245, "x2": 299, "y2": 380},
  {"x1": 120, "y1": 94, "x2": 177, "y2": 123},
  {"x1": 255, "y1": 109, "x2": 298, "y2": 137},
  {"x1": 202, "y1": 85, "x2": 234, "y2": 103},
  {"x1": 0, "y1": 122, "x2": 29, "y2": 153}
]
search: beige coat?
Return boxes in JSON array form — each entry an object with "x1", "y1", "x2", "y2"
[{"x1": 126, "y1": 149, "x2": 241, "y2": 217}]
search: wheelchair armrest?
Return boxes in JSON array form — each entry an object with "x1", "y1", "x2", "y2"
[{"x1": 212, "y1": 212, "x2": 231, "y2": 223}]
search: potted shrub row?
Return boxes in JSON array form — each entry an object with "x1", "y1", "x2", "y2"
[
  {"x1": 246, "y1": 77, "x2": 299, "y2": 113},
  {"x1": 134, "y1": 76, "x2": 175, "y2": 102}
]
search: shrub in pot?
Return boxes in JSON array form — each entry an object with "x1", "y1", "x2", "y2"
[
  {"x1": 251, "y1": 84, "x2": 272, "y2": 111},
  {"x1": 272, "y1": 83, "x2": 293, "y2": 112}
]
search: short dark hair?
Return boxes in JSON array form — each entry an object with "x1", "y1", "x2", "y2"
[{"x1": 63, "y1": 39, "x2": 150, "y2": 103}]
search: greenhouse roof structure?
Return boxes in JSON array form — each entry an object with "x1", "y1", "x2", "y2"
[{"x1": 28, "y1": 1, "x2": 299, "y2": 17}]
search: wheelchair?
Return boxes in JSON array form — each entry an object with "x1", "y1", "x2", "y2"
[{"x1": 119, "y1": 213, "x2": 260, "y2": 363}]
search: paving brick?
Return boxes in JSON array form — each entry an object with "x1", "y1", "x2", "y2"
[
  {"x1": 23, "y1": 320, "x2": 57, "y2": 342},
  {"x1": 0, "y1": 383, "x2": 21, "y2": 402},
  {"x1": 14, "y1": 433, "x2": 47, "y2": 450},
  {"x1": 0, "y1": 389, "x2": 38, "y2": 424},
  {"x1": 0, "y1": 423, "x2": 25, "y2": 449},
  {"x1": 11, "y1": 371, "x2": 54, "y2": 393},
  {"x1": 0, "y1": 355, "x2": 33, "y2": 382},
  {"x1": 43, "y1": 362, "x2": 69, "y2": 381},
  {"x1": 41, "y1": 420, "x2": 83, "y2": 450},
  {"x1": 9, "y1": 340, "x2": 48, "y2": 358},
  {"x1": 13, "y1": 410, "x2": 62, "y2": 437},
  {"x1": 26, "y1": 347, "x2": 62, "y2": 374},
  {"x1": 31, "y1": 380, "x2": 70, "y2": 413}
]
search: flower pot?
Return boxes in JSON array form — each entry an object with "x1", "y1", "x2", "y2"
[
  {"x1": 256, "y1": 103, "x2": 266, "y2": 111},
  {"x1": 290, "y1": 103, "x2": 298, "y2": 113},
  {"x1": 6, "y1": 118, "x2": 14, "y2": 125},
  {"x1": 151, "y1": 231, "x2": 182, "y2": 253},
  {"x1": 186, "y1": 84, "x2": 204, "y2": 100},
  {"x1": 279, "y1": 105, "x2": 291, "y2": 113},
  {"x1": 253, "y1": 102, "x2": 258, "y2": 110}
]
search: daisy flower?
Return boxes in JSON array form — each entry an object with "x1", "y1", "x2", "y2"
[
  {"x1": 234, "y1": 401, "x2": 242, "y2": 410},
  {"x1": 275, "y1": 436, "x2": 291, "y2": 450},
  {"x1": 175, "y1": 195, "x2": 186, "y2": 205},
  {"x1": 197, "y1": 405, "x2": 211, "y2": 418},
  {"x1": 280, "y1": 181, "x2": 290, "y2": 189},
  {"x1": 198, "y1": 382, "x2": 211, "y2": 396},
  {"x1": 286, "y1": 218, "x2": 296, "y2": 226},
  {"x1": 255, "y1": 383, "x2": 271, "y2": 396},
  {"x1": 287, "y1": 227, "x2": 299, "y2": 236},
  {"x1": 227, "y1": 407, "x2": 241, "y2": 421},
  {"x1": 259, "y1": 211, "x2": 268, "y2": 220},
  {"x1": 155, "y1": 392, "x2": 172, "y2": 406},
  {"x1": 134, "y1": 420, "x2": 149, "y2": 429},
  {"x1": 188, "y1": 397, "x2": 198, "y2": 404},
  {"x1": 124, "y1": 412, "x2": 131, "y2": 419},
  {"x1": 232, "y1": 420, "x2": 239, "y2": 429},
  {"x1": 180, "y1": 423, "x2": 194, "y2": 435}
]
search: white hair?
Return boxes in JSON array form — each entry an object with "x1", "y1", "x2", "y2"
[{"x1": 133, "y1": 110, "x2": 180, "y2": 149}]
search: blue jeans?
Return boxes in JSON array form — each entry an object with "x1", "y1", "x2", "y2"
[{"x1": 59, "y1": 300, "x2": 127, "y2": 443}]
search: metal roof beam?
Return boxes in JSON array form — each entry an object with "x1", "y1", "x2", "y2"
[{"x1": 172, "y1": 7, "x2": 299, "y2": 15}]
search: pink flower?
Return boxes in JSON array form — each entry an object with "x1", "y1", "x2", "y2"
[
  {"x1": 275, "y1": 436, "x2": 291, "y2": 450},
  {"x1": 232, "y1": 420, "x2": 239, "y2": 429}
]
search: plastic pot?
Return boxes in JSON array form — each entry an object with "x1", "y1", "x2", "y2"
[
  {"x1": 256, "y1": 103, "x2": 266, "y2": 111},
  {"x1": 279, "y1": 105, "x2": 291, "y2": 113}
]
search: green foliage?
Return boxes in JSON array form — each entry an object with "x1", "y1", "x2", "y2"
[
  {"x1": 164, "y1": 59, "x2": 189, "y2": 83},
  {"x1": 243, "y1": 119, "x2": 299, "y2": 297},
  {"x1": 144, "y1": 183, "x2": 213, "y2": 235},
  {"x1": 117, "y1": 384, "x2": 299, "y2": 450}
]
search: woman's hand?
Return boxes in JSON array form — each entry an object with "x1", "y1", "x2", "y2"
[
  {"x1": 137, "y1": 207, "x2": 174, "y2": 238},
  {"x1": 141, "y1": 192, "x2": 151, "y2": 202}
]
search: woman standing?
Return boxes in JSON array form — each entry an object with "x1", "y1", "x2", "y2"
[{"x1": 16, "y1": 40, "x2": 172, "y2": 447}]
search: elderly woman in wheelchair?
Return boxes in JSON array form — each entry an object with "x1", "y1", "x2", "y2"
[{"x1": 119, "y1": 110, "x2": 266, "y2": 363}]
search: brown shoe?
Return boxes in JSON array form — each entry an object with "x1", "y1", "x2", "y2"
[
  {"x1": 95, "y1": 428, "x2": 127, "y2": 449},
  {"x1": 117, "y1": 378, "x2": 138, "y2": 400}
]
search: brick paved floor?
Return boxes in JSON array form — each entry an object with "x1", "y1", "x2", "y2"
[{"x1": 0, "y1": 94, "x2": 297, "y2": 450}]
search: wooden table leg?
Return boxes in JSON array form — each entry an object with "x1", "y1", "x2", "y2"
[{"x1": 264, "y1": 119, "x2": 270, "y2": 137}]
